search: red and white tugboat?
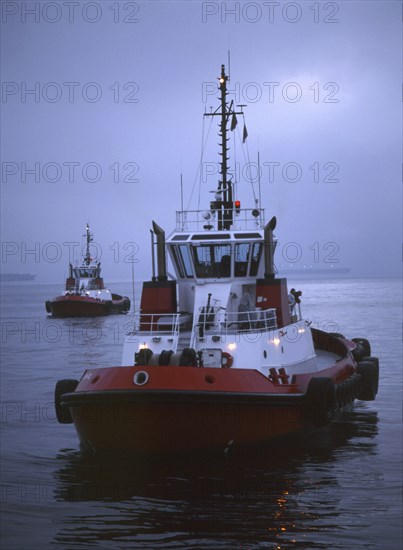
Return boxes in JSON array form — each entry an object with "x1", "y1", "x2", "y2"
[
  {"x1": 46, "y1": 224, "x2": 130, "y2": 317},
  {"x1": 55, "y1": 65, "x2": 378, "y2": 453}
]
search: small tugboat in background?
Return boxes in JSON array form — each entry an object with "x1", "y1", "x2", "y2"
[
  {"x1": 55, "y1": 65, "x2": 379, "y2": 454},
  {"x1": 46, "y1": 224, "x2": 130, "y2": 317}
]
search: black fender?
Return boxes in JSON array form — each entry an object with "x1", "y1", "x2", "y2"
[
  {"x1": 352, "y1": 338, "x2": 371, "y2": 360},
  {"x1": 55, "y1": 379, "x2": 78, "y2": 424},
  {"x1": 357, "y1": 359, "x2": 378, "y2": 400},
  {"x1": 304, "y1": 377, "x2": 336, "y2": 426}
]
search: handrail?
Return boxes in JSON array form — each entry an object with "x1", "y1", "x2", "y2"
[
  {"x1": 175, "y1": 208, "x2": 266, "y2": 232},
  {"x1": 65, "y1": 284, "x2": 103, "y2": 292},
  {"x1": 196, "y1": 306, "x2": 277, "y2": 335},
  {"x1": 134, "y1": 312, "x2": 182, "y2": 338}
]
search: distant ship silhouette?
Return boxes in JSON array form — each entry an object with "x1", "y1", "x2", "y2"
[
  {"x1": 278, "y1": 267, "x2": 351, "y2": 275},
  {"x1": 0, "y1": 273, "x2": 36, "y2": 282}
]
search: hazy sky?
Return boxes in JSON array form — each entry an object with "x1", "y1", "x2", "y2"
[{"x1": 1, "y1": 0, "x2": 401, "y2": 281}]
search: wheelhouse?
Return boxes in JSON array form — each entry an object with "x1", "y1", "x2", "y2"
[
  {"x1": 167, "y1": 231, "x2": 265, "y2": 281},
  {"x1": 72, "y1": 266, "x2": 101, "y2": 279}
]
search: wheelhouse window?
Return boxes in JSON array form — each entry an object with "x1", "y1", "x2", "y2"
[
  {"x1": 234, "y1": 243, "x2": 250, "y2": 277},
  {"x1": 172, "y1": 245, "x2": 194, "y2": 278},
  {"x1": 250, "y1": 242, "x2": 263, "y2": 276},
  {"x1": 192, "y1": 244, "x2": 231, "y2": 278},
  {"x1": 179, "y1": 245, "x2": 193, "y2": 277},
  {"x1": 74, "y1": 268, "x2": 96, "y2": 278},
  {"x1": 234, "y1": 242, "x2": 263, "y2": 276},
  {"x1": 170, "y1": 246, "x2": 184, "y2": 278}
]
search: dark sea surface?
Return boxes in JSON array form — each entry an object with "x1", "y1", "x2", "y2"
[{"x1": 1, "y1": 278, "x2": 401, "y2": 549}]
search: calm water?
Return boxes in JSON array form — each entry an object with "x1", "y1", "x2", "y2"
[{"x1": 0, "y1": 279, "x2": 401, "y2": 549}]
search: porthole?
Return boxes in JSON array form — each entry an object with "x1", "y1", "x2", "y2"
[{"x1": 133, "y1": 371, "x2": 149, "y2": 386}]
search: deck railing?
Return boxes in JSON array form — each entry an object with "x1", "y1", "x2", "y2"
[
  {"x1": 130, "y1": 307, "x2": 277, "y2": 339},
  {"x1": 133, "y1": 312, "x2": 194, "y2": 338},
  {"x1": 196, "y1": 306, "x2": 277, "y2": 336},
  {"x1": 65, "y1": 284, "x2": 103, "y2": 292},
  {"x1": 175, "y1": 208, "x2": 265, "y2": 232},
  {"x1": 135, "y1": 313, "x2": 180, "y2": 336}
]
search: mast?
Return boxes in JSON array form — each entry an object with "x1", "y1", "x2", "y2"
[
  {"x1": 204, "y1": 64, "x2": 245, "y2": 230},
  {"x1": 84, "y1": 223, "x2": 93, "y2": 266}
]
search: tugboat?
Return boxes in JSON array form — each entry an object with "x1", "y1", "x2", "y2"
[
  {"x1": 55, "y1": 65, "x2": 379, "y2": 453},
  {"x1": 46, "y1": 224, "x2": 130, "y2": 317}
]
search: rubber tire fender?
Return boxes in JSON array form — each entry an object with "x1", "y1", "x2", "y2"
[
  {"x1": 357, "y1": 360, "x2": 378, "y2": 401},
  {"x1": 55, "y1": 379, "x2": 78, "y2": 424},
  {"x1": 336, "y1": 381, "x2": 348, "y2": 408},
  {"x1": 304, "y1": 377, "x2": 336, "y2": 426},
  {"x1": 352, "y1": 338, "x2": 371, "y2": 357},
  {"x1": 361, "y1": 356, "x2": 379, "y2": 395}
]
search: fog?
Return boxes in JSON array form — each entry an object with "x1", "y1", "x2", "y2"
[{"x1": 1, "y1": 1, "x2": 401, "y2": 282}]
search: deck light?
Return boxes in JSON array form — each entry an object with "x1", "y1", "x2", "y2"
[{"x1": 228, "y1": 343, "x2": 237, "y2": 351}]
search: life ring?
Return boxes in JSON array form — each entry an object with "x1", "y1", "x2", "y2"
[{"x1": 221, "y1": 352, "x2": 233, "y2": 368}]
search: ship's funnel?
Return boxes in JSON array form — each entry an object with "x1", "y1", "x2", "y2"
[
  {"x1": 152, "y1": 221, "x2": 167, "y2": 281},
  {"x1": 264, "y1": 216, "x2": 277, "y2": 278}
]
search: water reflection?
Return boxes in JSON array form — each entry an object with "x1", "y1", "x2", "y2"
[
  {"x1": 52, "y1": 410, "x2": 379, "y2": 549},
  {"x1": 54, "y1": 316, "x2": 132, "y2": 368}
]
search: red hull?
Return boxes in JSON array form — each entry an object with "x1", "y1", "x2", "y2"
[
  {"x1": 46, "y1": 294, "x2": 130, "y2": 317},
  {"x1": 61, "y1": 360, "x2": 357, "y2": 453},
  {"x1": 71, "y1": 399, "x2": 305, "y2": 453}
]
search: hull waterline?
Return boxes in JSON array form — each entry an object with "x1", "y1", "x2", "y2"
[{"x1": 46, "y1": 294, "x2": 130, "y2": 317}]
